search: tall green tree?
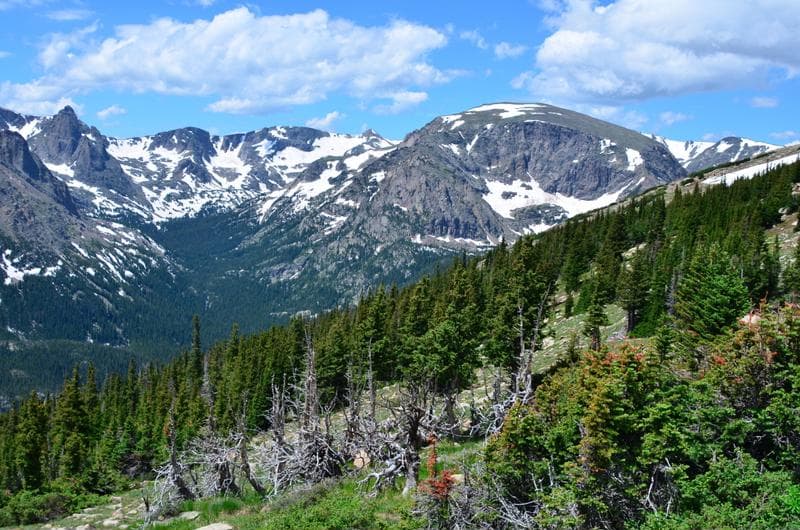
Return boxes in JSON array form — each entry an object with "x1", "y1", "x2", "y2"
[{"x1": 675, "y1": 244, "x2": 750, "y2": 342}]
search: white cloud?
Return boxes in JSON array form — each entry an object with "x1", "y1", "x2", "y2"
[
  {"x1": 770, "y1": 130, "x2": 799, "y2": 141},
  {"x1": 659, "y1": 111, "x2": 691, "y2": 126},
  {"x1": 97, "y1": 104, "x2": 126, "y2": 120},
  {"x1": 374, "y1": 91, "x2": 428, "y2": 115},
  {"x1": 39, "y1": 23, "x2": 98, "y2": 70},
  {"x1": 0, "y1": 51, "x2": 10, "y2": 59},
  {"x1": 0, "y1": 0, "x2": 49, "y2": 10},
  {"x1": 494, "y1": 42, "x2": 528, "y2": 59},
  {"x1": 0, "y1": 79, "x2": 81, "y2": 115},
  {"x1": 460, "y1": 30, "x2": 488, "y2": 50},
  {"x1": 751, "y1": 96, "x2": 779, "y2": 108},
  {"x1": 305, "y1": 111, "x2": 344, "y2": 131},
  {"x1": 515, "y1": 0, "x2": 800, "y2": 104},
  {"x1": 47, "y1": 9, "x2": 93, "y2": 21},
  {"x1": 2, "y1": 8, "x2": 449, "y2": 116}
]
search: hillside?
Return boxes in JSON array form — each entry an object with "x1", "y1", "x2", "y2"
[{"x1": 0, "y1": 154, "x2": 798, "y2": 529}]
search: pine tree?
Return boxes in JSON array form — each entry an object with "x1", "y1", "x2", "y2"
[
  {"x1": 191, "y1": 314, "x2": 203, "y2": 382},
  {"x1": 675, "y1": 243, "x2": 750, "y2": 341},
  {"x1": 583, "y1": 286, "x2": 608, "y2": 351},
  {"x1": 14, "y1": 392, "x2": 48, "y2": 490},
  {"x1": 51, "y1": 367, "x2": 88, "y2": 478},
  {"x1": 618, "y1": 250, "x2": 650, "y2": 333}
]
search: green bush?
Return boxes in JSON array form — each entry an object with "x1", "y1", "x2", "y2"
[{"x1": 0, "y1": 485, "x2": 104, "y2": 525}]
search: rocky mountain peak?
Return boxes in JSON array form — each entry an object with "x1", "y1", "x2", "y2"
[
  {"x1": 0, "y1": 130, "x2": 48, "y2": 182},
  {"x1": 0, "y1": 130, "x2": 78, "y2": 216}
]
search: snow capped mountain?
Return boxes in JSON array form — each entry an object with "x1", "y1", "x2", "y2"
[
  {"x1": 218, "y1": 102, "x2": 685, "y2": 306},
  {"x1": 648, "y1": 137, "x2": 715, "y2": 167},
  {"x1": 0, "y1": 106, "x2": 395, "y2": 225},
  {"x1": 0, "y1": 100, "x2": 691, "y2": 355},
  {"x1": 649, "y1": 134, "x2": 779, "y2": 173},
  {"x1": 107, "y1": 125, "x2": 394, "y2": 222},
  {"x1": 0, "y1": 129, "x2": 174, "y2": 345},
  {"x1": 397, "y1": 102, "x2": 684, "y2": 236}
]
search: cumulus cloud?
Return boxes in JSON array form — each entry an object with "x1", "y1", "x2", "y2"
[
  {"x1": 515, "y1": 0, "x2": 800, "y2": 103},
  {"x1": 750, "y1": 96, "x2": 779, "y2": 108},
  {"x1": 374, "y1": 91, "x2": 429, "y2": 115},
  {"x1": 460, "y1": 30, "x2": 488, "y2": 50},
  {"x1": 305, "y1": 111, "x2": 344, "y2": 131},
  {"x1": 1, "y1": 8, "x2": 449, "y2": 115},
  {"x1": 0, "y1": 79, "x2": 80, "y2": 115},
  {"x1": 494, "y1": 42, "x2": 528, "y2": 59},
  {"x1": 97, "y1": 104, "x2": 126, "y2": 120},
  {"x1": 659, "y1": 111, "x2": 691, "y2": 126}
]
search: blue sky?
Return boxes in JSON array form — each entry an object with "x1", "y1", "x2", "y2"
[{"x1": 1, "y1": 0, "x2": 798, "y2": 144}]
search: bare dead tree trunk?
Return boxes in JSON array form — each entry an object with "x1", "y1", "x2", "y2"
[
  {"x1": 236, "y1": 401, "x2": 265, "y2": 496},
  {"x1": 216, "y1": 459, "x2": 239, "y2": 496},
  {"x1": 270, "y1": 377, "x2": 286, "y2": 447},
  {"x1": 367, "y1": 341, "x2": 377, "y2": 425},
  {"x1": 402, "y1": 408, "x2": 423, "y2": 496},
  {"x1": 344, "y1": 363, "x2": 362, "y2": 450},
  {"x1": 444, "y1": 392, "x2": 458, "y2": 432},
  {"x1": 514, "y1": 302, "x2": 529, "y2": 398},
  {"x1": 301, "y1": 329, "x2": 319, "y2": 434},
  {"x1": 167, "y1": 402, "x2": 195, "y2": 501}
]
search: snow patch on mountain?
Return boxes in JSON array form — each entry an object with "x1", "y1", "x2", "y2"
[
  {"x1": 625, "y1": 148, "x2": 643, "y2": 171},
  {"x1": 483, "y1": 174, "x2": 643, "y2": 220},
  {"x1": 704, "y1": 151, "x2": 800, "y2": 186},
  {"x1": 43, "y1": 162, "x2": 75, "y2": 178},
  {"x1": 467, "y1": 103, "x2": 545, "y2": 119},
  {"x1": 1, "y1": 249, "x2": 61, "y2": 286}
]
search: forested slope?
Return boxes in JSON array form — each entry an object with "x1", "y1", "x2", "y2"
[{"x1": 0, "y1": 160, "x2": 798, "y2": 528}]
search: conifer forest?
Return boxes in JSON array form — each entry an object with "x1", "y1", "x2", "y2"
[{"x1": 1, "y1": 159, "x2": 799, "y2": 529}]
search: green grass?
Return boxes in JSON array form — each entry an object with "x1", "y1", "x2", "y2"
[{"x1": 151, "y1": 479, "x2": 424, "y2": 530}]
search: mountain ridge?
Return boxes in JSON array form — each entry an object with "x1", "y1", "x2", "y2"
[{"x1": 0, "y1": 100, "x2": 784, "y2": 398}]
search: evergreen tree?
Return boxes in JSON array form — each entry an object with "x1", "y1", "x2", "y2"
[
  {"x1": 675, "y1": 244, "x2": 750, "y2": 341},
  {"x1": 191, "y1": 314, "x2": 203, "y2": 381},
  {"x1": 14, "y1": 392, "x2": 47, "y2": 490},
  {"x1": 583, "y1": 285, "x2": 608, "y2": 351},
  {"x1": 618, "y1": 250, "x2": 650, "y2": 333}
]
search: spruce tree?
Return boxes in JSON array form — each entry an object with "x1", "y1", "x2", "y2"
[
  {"x1": 583, "y1": 286, "x2": 608, "y2": 351},
  {"x1": 675, "y1": 244, "x2": 750, "y2": 341},
  {"x1": 618, "y1": 250, "x2": 650, "y2": 333}
]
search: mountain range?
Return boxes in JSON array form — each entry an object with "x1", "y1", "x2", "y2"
[{"x1": 0, "y1": 101, "x2": 786, "y2": 395}]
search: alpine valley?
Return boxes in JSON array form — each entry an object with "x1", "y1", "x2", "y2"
[{"x1": 0, "y1": 102, "x2": 782, "y2": 398}]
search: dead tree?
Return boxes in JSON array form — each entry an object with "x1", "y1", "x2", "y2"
[
  {"x1": 358, "y1": 379, "x2": 442, "y2": 496},
  {"x1": 167, "y1": 401, "x2": 195, "y2": 502},
  {"x1": 301, "y1": 330, "x2": 319, "y2": 433},
  {"x1": 236, "y1": 401, "x2": 265, "y2": 496}
]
